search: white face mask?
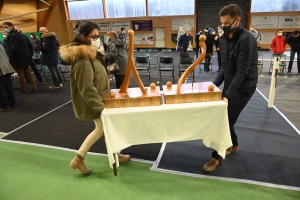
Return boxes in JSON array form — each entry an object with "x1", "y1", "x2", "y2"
[
  {"x1": 3, "y1": 35, "x2": 6, "y2": 38},
  {"x1": 278, "y1": 33, "x2": 283, "y2": 36},
  {"x1": 91, "y1": 38, "x2": 101, "y2": 49},
  {"x1": 212, "y1": 31, "x2": 215, "y2": 35}
]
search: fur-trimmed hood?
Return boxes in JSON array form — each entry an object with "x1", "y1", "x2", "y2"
[
  {"x1": 41, "y1": 32, "x2": 56, "y2": 38},
  {"x1": 59, "y1": 42, "x2": 97, "y2": 63}
]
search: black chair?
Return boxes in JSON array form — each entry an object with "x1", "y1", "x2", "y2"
[
  {"x1": 33, "y1": 57, "x2": 52, "y2": 81},
  {"x1": 59, "y1": 57, "x2": 70, "y2": 82},
  {"x1": 136, "y1": 56, "x2": 151, "y2": 80},
  {"x1": 178, "y1": 57, "x2": 194, "y2": 79},
  {"x1": 158, "y1": 57, "x2": 174, "y2": 82}
]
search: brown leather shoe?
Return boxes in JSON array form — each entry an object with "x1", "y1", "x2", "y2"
[
  {"x1": 69, "y1": 154, "x2": 91, "y2": 175},
  {"x1": 203, "y1": 157, "x2": 219, "y2": 172},
  {"x1": 226, "y1": 145, "x2": 239, "y2": 155},
  {"x1": 118, "y1": 153, "x2": 130, "y2": 164}
]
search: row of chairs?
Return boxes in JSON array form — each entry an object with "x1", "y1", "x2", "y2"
[{"x1": 257, "y1": 53, "x2": 287, "y2": 77}]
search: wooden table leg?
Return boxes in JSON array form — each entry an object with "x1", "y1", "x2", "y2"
[{"x1": 113, "y1": 162, "x2": 117, "y2": 176}]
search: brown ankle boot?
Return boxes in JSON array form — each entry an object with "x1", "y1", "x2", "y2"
[
  {"x1": 118, "y1": 153, "x2": 130, "y2": 164},
  {"x1": 203, "y1": 157, "x2": 219, "y2": 172},
  {"x1": 226, "y1": 145, "x2": 239, "y2": 155},
  {"x1": 69, "y1": 154, "x2": 91, "y2": 175}
]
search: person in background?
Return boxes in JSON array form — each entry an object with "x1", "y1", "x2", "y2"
[
  {"x1": 271, "y1": 29, "x2": 286, "y2": 55},
  {"x1": 14, "y1": 26, "x2": 46, "y2": 86},
  {"x1": 215, "y1": 25, "x2": 224, "y2": 72},
  {"x1": 0, "y1": 41, "x2": 17, "y2": 111},
  {"x1": 59, "y1": 21, "x2": 130, "y2": 175},
  {"x1": 177, "y1": 30, "x2": 191, "y2": 52},
  {"x1": 195, "y1": 29, "x2": 203, "y2": 58},
  {"x1": 287, "y1": 30, "x2": 300, "y2": 74},
  {"x1": 39, "y1": 26, "x2": 63, "y2": 89},
  {"x1": 203, "y1": 25, "x2": 210, "y2": 36},
  {"x1": 30, "y1": 32, "x2": 41, "y2": 56},
  {"x1": 203, "y1": 4, "x2": 258, "y2": 172},
  {"x1": 249, "y1": 25, "x2": 261, "y2": 44},
  {"x1": 118, "y1": 27, "x2": 127, "y2": 50},
  {"x1": 2, "y1": 21, "x2": 36, "y2": 93},
  {"x1": 203, "y1": 28, "x2": 217, "y2": 72},
  {"x1": 105, "y1": 31, "x2": 128, "y2": 89}
]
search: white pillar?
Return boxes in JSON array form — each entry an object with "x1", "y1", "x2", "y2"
[{"x1": 268, "y1": 56, "x2": 280, "y2": 108}]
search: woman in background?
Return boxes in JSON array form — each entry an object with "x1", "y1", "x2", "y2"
[{"x1": 105, "y1": 31, "x2": 128, "y2": 89}]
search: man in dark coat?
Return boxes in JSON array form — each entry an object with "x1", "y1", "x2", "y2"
[
  {"x1": 287, "y1": 30, "x2": 300, "y2": 74},
  {"x1": 203, "y1": 4, "x2": 258, "y2": 172},
  {"x1": 177, "y1": 30, "x2": 191, "y2": 52},
  {"x1": 2, "y1": 21, "x2": 36, "y2": 93},
  {"x1": 39, "y1": 27, "x2": 63, "y2": 89}
]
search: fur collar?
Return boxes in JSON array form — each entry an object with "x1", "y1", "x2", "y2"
[
  {"x1": 42, "y1": 32, "x2": 56, "y2": 38},
  {"x1": 59, "y1": 43, "x2": 97, "y2": 63}
]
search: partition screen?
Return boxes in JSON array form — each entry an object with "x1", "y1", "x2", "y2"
[
  {"x1": 148, "y1": 0, "x2": 194, "y2": 16},
  {"x1": 67, "y1": 0, "x2": 104, "y2": 20},
  {"x1": 105, "y1": 0, "x2": 146, "y2": 18}
]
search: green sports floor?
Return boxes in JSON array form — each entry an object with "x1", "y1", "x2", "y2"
[{"x1": 0, "y1": 137, "x2": 299, "y2": 200}]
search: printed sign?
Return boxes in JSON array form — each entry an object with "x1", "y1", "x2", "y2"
[
  {"x1": 260, "y1": 32, "x2": 275, "y2": 44},
  {"x1": 172, "y1": 19, "x2": 194, "y2": 30},
  {"x1": 111, "y1": 21, "x2": 130, "y2": 31},
  {"x1": 251, "y1": 16, "x2": 278, "y2": 29},
  {"x1": 132, "y1": 20, "x2": 153, "y2": 31},
  {"x1": 95, "y1": 21, "x2": 111, "y2": 32},
  {"x1": 278, "y1": 16, "x2": 300, "y2": 28},
  {"x1": 134, "y1": 34, "x2": 154, "y2": 44}
]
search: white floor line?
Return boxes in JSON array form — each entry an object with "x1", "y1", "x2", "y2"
[
  {"x1": 150, "y1": 143, "x2": 166, "y2": 170},
  {"x1": 256, "y1": 88, "x2": 300, "y2": 135},
  {"x1": 5, "y1": 100, "x2": 72, "y2": 136},
  {"x1": 153, "y1": 168, "x2": 300, "y2": 191},
  {"x1": 0, "y1": 138, "x2": 154, "y2": 165},
  {"x1": 0, "y1": 132, "x2": 8, "y2": 135}
]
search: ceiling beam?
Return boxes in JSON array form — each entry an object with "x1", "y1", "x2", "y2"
[
  {"x1": 0, "y1": 0, "x2": 6, "y2": 15},
  {"x1": 41, "y1": 0, "x2": 61, "y2": 27}
]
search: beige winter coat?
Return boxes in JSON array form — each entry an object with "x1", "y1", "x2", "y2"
[
  {"x1": 59, "y1": 43, "x2": 109, "y2": 121},
  {"x1": 0, "y1": 44, "x2": 15, "y2": 76}
]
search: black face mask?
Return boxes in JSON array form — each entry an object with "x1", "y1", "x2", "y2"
[
  {"x1": 222, "y1": 19, "x2": 236, "y2": 34},
  {"x1": 39, "y1": 32, "x2": 43, "y2": 35}
]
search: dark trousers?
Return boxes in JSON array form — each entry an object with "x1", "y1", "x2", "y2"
[
  {"x1": 48, "y1": 65, "x2": 63, "y2": 86},
  {"x1": 195, "y1": 44, "x2": 200, "y2": 58},
  {"x1": 211, "y1": 85, "x2": 256, "y2": 159},
  {"x1": 287, "y1": 49, "x2": 300, "y2": 72},
  {"x1": 217, "y1": 51, "x2": 221, "y2": 71},
  {"x1": 0, "y1": 74, "x2": 16, "y2": 109},
  {"x1": 29, "y1": 57, "x2": 43, "y2": 83},
  {"x1": 114, "y1": 74, "x2": 125, "y2": 89},
  {"x1": 16, "y1": 67, "x2": 36, "y2": 92}
]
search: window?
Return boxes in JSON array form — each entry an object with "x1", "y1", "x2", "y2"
[
  {"x1": 105, "y1": 0, "x2": 146, "y2": 18},
  {"x1": 67, "y1": 0, "x2": 104, "y2": 20},
  {"x1": 148, "y1": 0, "x2": 194, "y2": 16},
  {"x1": 251, "y1": 0, "x2": 300, "y2": 12}
]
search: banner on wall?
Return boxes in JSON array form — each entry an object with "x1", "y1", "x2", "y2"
[
  {"x1": 95, "y1": 21, "x2": 111, "y2": 32},
  {"x1": 251, "y1": 16, "x2": 278, "y2": 29},
  {"x1": 260, "y1": 32, "x2": 275, "y2": 44},
  {"x1": 134, "y1": 34, "x2": 154, "y2": 44},
  {"x1": 278, "y1": 16, "x2": 300, "y2": 28},
  {"x1": 111, "y1": 21, "x2": 130, "y2": 31},
  {"x1": 132, "y1": 20, "x2": 153, "y2": 31},
  {"x1": 172, "y1": 19, "x2": 194, "y2": 30}
]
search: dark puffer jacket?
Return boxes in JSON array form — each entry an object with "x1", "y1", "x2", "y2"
[
  {"x1": 287, "y1": 34, "x2": 300, "y2": 51},
  {"x1": 213, "y1": 25, "x2": 258, "y2": 105},
  {"x1": 40, "y1": 32, "x2": 59, "y2": 66}
]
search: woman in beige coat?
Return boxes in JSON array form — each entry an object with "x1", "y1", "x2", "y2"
[
  {"x1": 0, "y1": 43, "x2": 17, "y2": 111},
  {"x1": 59, "y1": 21, "x2": 130, "y2": 175}
]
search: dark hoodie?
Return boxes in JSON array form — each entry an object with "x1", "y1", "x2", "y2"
[
  {"x1": 39, "y1": 32, "x2": 59, "y2": 66},
  {"x1": 287, "y1": 34, "x2": 300, "y2": 51},
  {"x1": 105, "y1": 38, "x2": 128, "y2": 75}
]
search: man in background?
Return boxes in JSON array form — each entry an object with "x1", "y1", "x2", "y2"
[
  {"x1": 287, "y1": 30, "x2": 300, "y2": 74},
  {"x1": 177, "y1": 30, "x2": 191, "y2": 52},
  {"x1": 271, "y1": 29, "x2": 286, "y2": 55},
  {"x1": 118, "y1": 27, "x2": 127, "y2": 50}
]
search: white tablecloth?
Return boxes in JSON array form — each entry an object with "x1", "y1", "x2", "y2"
[{"x1": 101, "y1": 101, "x2": 232, "y2": 168}]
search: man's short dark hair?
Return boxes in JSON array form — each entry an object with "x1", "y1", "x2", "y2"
[
  {"x1": 121, "y1": 27, "x2": 126, "y2": 31},
  {"x1": 293, "y1": 30, "x2": 300, "y2": 35},
  {"x1": 2, "y1": 21, "x2": 14, "y2": 27},
  {"x1": 219, "y1": 4, "x2": 241, "y2": 18},
  {"x1": 278, "y1": 29, "x2": 282, "y2": 32}
]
